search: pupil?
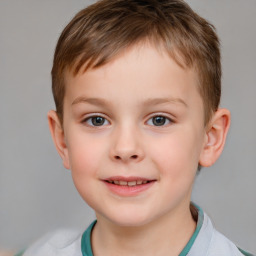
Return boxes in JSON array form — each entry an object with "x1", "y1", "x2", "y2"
[
  {"x1": 92, "y1": 117, "x2": 104, "y2": 126},
  {"x1": 153, "y1": 116, "x2": 165, "y2": 126}
]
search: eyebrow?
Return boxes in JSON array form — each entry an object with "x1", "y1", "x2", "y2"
[
  {"x1": 143, "y1": 97, "x2": 188, "y2": 108},
  {"x1": 72, "y1": 97, "x2": 109, "y2": 107},
  {"x1": 71, "y1": 96, "x2": 188, "y2": 108}
]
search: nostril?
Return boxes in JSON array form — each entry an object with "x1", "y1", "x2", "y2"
[{"x1": 114, "y1": 155, "x2": 138, "y2": 160}]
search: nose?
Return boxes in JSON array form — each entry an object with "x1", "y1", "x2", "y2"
[{"x1": 109, "y1": 125, "x2": 145, "y2": 163}]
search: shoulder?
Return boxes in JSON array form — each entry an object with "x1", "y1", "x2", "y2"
[
  {"x1": 21, "y1": 229, "x2": 82, "y2": 256},
  {"x1": 203, "y1": 213, "x2": 254, "y2": 256},
  {"x1": 188, "y1": 206, "x2": 254, "y2": 256},
  {"x1": 207, "y1": 228, "x2": 248, "y2": 256}
]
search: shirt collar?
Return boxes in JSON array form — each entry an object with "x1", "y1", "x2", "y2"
[{"x1": 81, "y1": 203, "x2": 209, "y2": 256}]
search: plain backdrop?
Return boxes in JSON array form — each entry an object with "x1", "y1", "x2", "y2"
[{"x1": 0, "y1": 0, "x2": 255, "y2": 253}]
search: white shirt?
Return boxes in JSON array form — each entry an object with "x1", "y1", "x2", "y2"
[{"x1": 20, "y1": 206, "x2": 253, "y2": 256}]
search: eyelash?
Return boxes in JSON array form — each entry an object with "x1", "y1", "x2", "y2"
[
  {"x1": 146, "y1": 115, "x2": 173, "y2": 127},
  {"x1": 82, "y1": 115, "x2": 110, "y2": 127},
  {"x1": 82, "y1": 114, "x2": 174, "y2": 127}
]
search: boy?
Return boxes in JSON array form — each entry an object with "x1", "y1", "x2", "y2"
[{"x1": 17, "y1": 0, "x2": 254, "y2": 255}]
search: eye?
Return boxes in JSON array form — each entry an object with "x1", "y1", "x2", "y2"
[
  {"x1": 147, "y1": 115, "x2": 171, "y2": 126},
  {"x1": 84, "y1": 116, "x2": 109, "y2": 127}
]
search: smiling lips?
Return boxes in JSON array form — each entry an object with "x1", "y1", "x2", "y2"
[
  {"x1": 106, "y1": 180, "x2": 151, "y2": 186},
  {"x1": 103, "y1": 177, "x2": 156, "y2": 196}
]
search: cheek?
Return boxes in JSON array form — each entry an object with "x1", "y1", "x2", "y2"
[
  {"x1": 66, "y1": 135, "x2": 106, "y2": 204},
  {"x1": 67, "y1": 135, "x2": 105, "y2": 178},
  {"x1": 149, "y1": 131, "x2": 201, "y2": 178}
]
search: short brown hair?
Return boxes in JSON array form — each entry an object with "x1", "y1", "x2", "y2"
[{"x1": 52, "y1": 0, "x2": 221, "y2": 125}]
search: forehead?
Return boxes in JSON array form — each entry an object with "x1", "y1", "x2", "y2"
[{"x1": 64, "y1": 44, "x2": 202, "y2": 108}]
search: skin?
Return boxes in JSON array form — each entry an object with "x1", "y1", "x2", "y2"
[{"x1": 48, "y1": 44, "x2": 230, "y2": 256}]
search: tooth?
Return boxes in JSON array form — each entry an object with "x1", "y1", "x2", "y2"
[
  {"x1": 142, "y1": 181, "x2": 147, "y2": 184},
  {"x1": 114, "y1": 181, "x2": 119, "y2": 185},
  {"x1": 137, "y1": 180, "x2": 142, "y2": 185},
  {"x1": 128, "y1": 181, "x2": 136, "y2": 186},
  {"x1": 119, "y1": 181, "x2": 128, "y2": 186}
]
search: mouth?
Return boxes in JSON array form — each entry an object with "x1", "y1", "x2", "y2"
[
  {"x1": 104, "y1": 176, "x2": 156, "y2": 186},
  {"x1": 105, "y1": 180, "x2": 153, "y2": 186},
  {"x1": 103, "y1": 177, "x2": 156, "y2": 196}
]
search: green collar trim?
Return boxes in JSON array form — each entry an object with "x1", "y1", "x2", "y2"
[
  {"x1": 81, "y1": 220, "x2": 96, "y2": 256},
  {"x1": 238, "y1": 247, "x2": 255, "y2": 256},
  {"x1": 179, "y1": 203, "x2": 204, "y2": 256},
  {"x1": 81, "y1": 205, "x2": 204, "y2": 256},
  {"x1": 14, "y1": 249, "x2": 26, "y2": 256}
]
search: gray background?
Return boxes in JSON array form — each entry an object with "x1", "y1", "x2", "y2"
[{"x1": 0, "y1": 0, "x2": 255, "y2": 254}]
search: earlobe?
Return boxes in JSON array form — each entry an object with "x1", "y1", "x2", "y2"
[
  {"x1": 199, "y1": 108, "x2": 231, "y2": 167},
  {"x1": 47, "y1": 110, "x2": 70, "y2": 169}
]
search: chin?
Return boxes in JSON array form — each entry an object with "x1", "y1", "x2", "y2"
[{"x1": 103, "y1": 210, "x2": 156, "y2": 227}]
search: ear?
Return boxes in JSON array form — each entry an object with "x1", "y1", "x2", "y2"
[
  {"x1": 199, "y1": 108, "x2": 231, "y2": 167},
  {"x1": 47, "y1": 110, "x2": 70, "y2": 169}
]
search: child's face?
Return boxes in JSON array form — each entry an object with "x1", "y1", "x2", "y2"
[{"x1": 61, "y1": 44, "x2": 207, "y2": 226}]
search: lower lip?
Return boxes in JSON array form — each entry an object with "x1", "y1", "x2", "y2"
[{"x1": 103, "y1": 181, "x2": 155, "y2": 197}]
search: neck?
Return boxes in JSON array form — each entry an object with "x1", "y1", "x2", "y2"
[{"x1": 92, "y1": 203, "x2": 197, "y2": 256}]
